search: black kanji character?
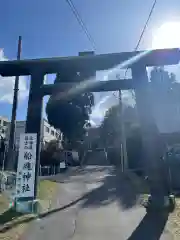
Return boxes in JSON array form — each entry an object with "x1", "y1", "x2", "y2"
[
  {"x1": 22, "y1": 184, "x2": 30, "y2": 193},
  {"x1": 29, "y1": 136, "x2": 33, "y2": 141},
  {"x1": 28, "y1": 141, "x2": 33, "y2": 150},
  {"x1": 25, "y1": 136, "x2": 29, "y2": 141},
  {"x1": 23, "y1": 162, "x2": 32, "y2": 170},
  {"x1": 23, "y1": 172, "x2": 31, "y2": 181},
  {"x1": 24, "y1": 140, "x2": 29, "y2": 149},
  {"x1": 17, "y1": 189, "x2": 20, "y2": 194},
  {"x1": 24, "y1": 152, "x2": 32, "y2": 160}
]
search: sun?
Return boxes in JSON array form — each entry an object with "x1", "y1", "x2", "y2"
[{"x1": 152, "y1": 22, "x2": 180, "y2": 49}]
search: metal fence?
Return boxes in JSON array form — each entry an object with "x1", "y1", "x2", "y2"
[{"x1": 39, "y1": 165, "x2": 65, "y2": 176}]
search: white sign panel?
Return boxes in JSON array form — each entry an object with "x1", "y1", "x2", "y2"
[
  {"x1": 60, "y1": 161, "x2": 66, "y2": 169},
  {"x1": 16, "y1": 133, "x2": 37, "y2": 198},
  {"x1": 72, "y1": 151, "x2": 79, "y2": 161}
]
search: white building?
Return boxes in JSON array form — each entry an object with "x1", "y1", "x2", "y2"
[
  {"x1": 14, "y1": 118, "x2": 62, "y2": 149},
  {"x1": 42, "y1": 119, "x2": 62, "y2": 147},
  {"x1": 0, "y1": 116, "x2": 62, "y2": 149}
]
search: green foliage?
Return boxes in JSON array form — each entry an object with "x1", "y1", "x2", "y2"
[
  {"x1": 99, "y1": 104, "x2": 138, "y2": 147},
  {"x1": 99, "y1": 104, "x2": 142, "y2": 168},
  {"x1": 150, "y1": 67, "x2": 179, "y2": 104},
  {"x1": 40, "y1": 140, "x2": 62, "y2": 166},
  {"x1": 99, "y1": 105, "x2": 121, "y2": 148},
  {"x1": 46, "y1": 73, "x2": 94, "y2": 146}
]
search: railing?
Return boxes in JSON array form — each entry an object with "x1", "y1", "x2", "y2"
[{"x1": 39, "y1": 163, "x2": 67, "y2": 176}]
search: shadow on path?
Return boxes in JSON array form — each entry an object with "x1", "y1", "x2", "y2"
[
  {"x1": 81, "y1": 168, "x2": 142, "y2": 209},
  {"x1": 0, "y1": 208, "x2": 23, "y2": 225},
  {"x1": 127, "y1": 211, "x2": 169, "y2": 240},
  {"x1": 0, "y1": 167, "x2": 147, "y2": 233},
  {"x1": 55, "y1": 167, "x2": 144, "y2": 209},
  {"x1": 0, "y1": 196, "x2": 84, "y2": 233},
  {"x1": 52, "y1": 167, "x2": 141, "y2": 209}
]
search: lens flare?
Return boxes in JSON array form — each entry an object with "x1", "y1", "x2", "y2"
[{"x1": 53, "y1": 50, "x2": 150, "y2": 102}]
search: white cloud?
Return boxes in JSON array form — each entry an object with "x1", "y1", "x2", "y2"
[
  {"x1": 90, "y1": 90, "x2": 135, "y2": 125},
  {"x1": 90, "y1": 95, "x2": 113, "y2": 124},
  {"x1": 0, "y1": 49, "x2": 28, "y2": 104},
  {"x1": 90, "y1": 67, "x2": 135, "y2": 125}
]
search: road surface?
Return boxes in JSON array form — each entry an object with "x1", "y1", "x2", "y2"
[{"x1": 21, "y1": 166, "x2": 173, "y2": 240}]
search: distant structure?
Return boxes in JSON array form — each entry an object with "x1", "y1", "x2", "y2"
[
  {"x1": 0, "y1": 116, "x2": 9, "y2": 140},
  {"x1": 0, "y1": 116, "x2": 62, "y2": 149},
  {"x1": 14, "y1": 119, "x2": 62, "y2": 149}
]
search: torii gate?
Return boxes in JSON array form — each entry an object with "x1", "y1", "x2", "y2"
[{"x1": 0, "y1": 48, "x2": 179, "y2": 209}]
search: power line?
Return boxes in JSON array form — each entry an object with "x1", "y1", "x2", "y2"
[
  {"x1": 105, "y1": 0, "x2": 158, "y2": 123},
  {"x1": 135, "y1": 0, "x2": 157, "y2": 51},
  {"x1": 117, "y1": 1, "x2": 157, "y2": 170},
  {"x1": 124, "y1": 0, "x2": 157, "y2": 99},
  {"x1": 65, "y1": 0, "x2": 157, "y2": 101},
  {"x1": 110, "y1": 0, "x2": 158, "y2": 103},
  {"x1": 65, "y1": 0, "x2": 96, "y2": 50},
  {"x1": 125, "y1": 0, "x2": 157, "y2": 76}
]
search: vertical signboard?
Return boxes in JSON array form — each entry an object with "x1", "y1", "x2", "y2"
[{"x1": 16, "y1": 133, "x2": 37, "y2": 199}]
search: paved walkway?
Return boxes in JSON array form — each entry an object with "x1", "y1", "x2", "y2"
[{"x1": 21, "y1": 166, "x2": 173, "y2": 240}]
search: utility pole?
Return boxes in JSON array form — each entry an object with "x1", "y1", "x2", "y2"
[
  {"x1": 119, "y1": 90, "x2": 128, "y2": 171},
  {"x1": 7, "y1": 36, "x2": 22, "y2": 170}
]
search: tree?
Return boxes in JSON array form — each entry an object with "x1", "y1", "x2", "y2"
[
  {"x1": 99, "y1": 105, "x2": 121, "y2": 148},
  {"x1": 150, "y1": 67, "x2": 177, "y2": 104},
  {"x1": 150, "y1": 67, "x2": 180, "y2": 134},
  {"x1": 40, "y1": 139, "x2": 62, "y2": 166},
  {"x1": 46, "y1": 73, "x2": 94, "y2": 147},
  {"x1": 99, "y1": 104, "x2": 141, "y2": 167},
  {"x1": 99, "y1": 104, "x2": 138, "y2": 146}
]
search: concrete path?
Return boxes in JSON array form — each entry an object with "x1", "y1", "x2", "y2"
[{"x1": 21, "y1": 166, "x2": 173, "y2": 240}]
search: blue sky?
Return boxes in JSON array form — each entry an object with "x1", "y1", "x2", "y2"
[{"x1": 0, "y1": 0, "x2": 180, "y2": 124}]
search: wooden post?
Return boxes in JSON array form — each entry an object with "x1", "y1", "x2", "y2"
[
  {"x1": 7, "y1": 36, "x2": 22, "y2": 170},
  {"x1": 119, "y1": 90, "x2": 128, "y2": 171}
]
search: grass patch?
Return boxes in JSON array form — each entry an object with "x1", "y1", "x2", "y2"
[
  {"x1": 38, "y1": 179, "x2": 57, "y2": 200},
  {"x1": 0, "y1": 179, "x2": 58, "y2": 239},
  {"x1": 37, "y1": 179, "x2": 58, "y2": 211},
  {"x1": 0, "y1": 194, "x2": 8, "y2": 215},
  {"x1": 167, "y1": 198, "x2": 180, "y2": 239}
]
